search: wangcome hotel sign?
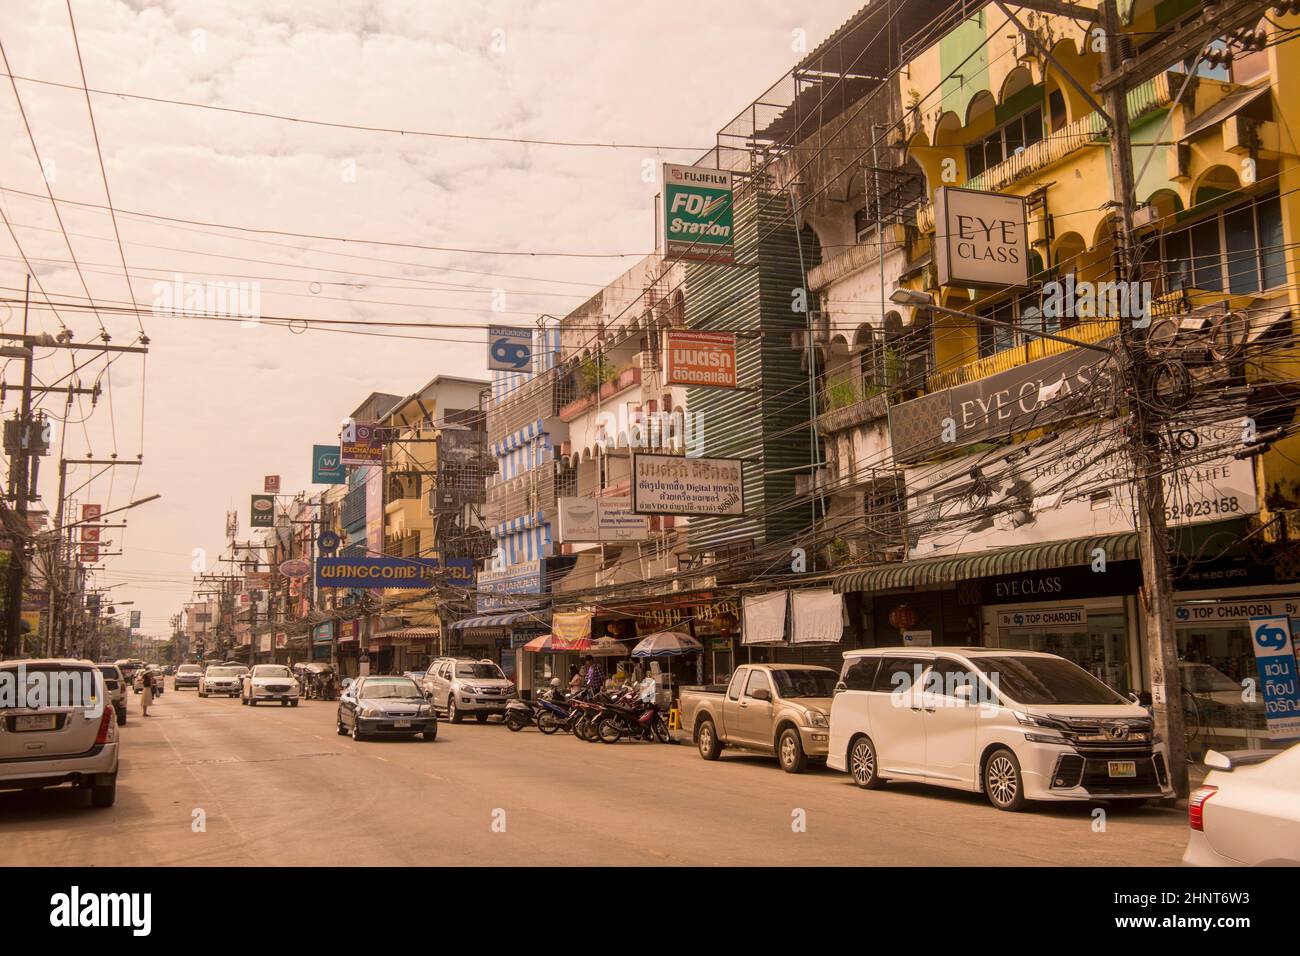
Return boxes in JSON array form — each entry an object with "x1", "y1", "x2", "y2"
[{"x1": 315, "y1": 556, "x2": 474, "y2": 589}]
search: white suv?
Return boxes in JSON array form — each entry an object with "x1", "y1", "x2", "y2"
[
  {"x1": 422, "y1": 658, "x2": 515, "y2": 723},
  {"x1": 828, "y1": 647, "x2": 1174, "y2": 811},
  {"x1": 0, "y1": 659, "x2": 120, "y2": 807}
]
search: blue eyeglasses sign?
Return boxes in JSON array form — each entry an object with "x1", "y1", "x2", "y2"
[
  {"x1": 1248, "y1": 616, "x2": 1300, "y2": 741},
  {"x1": 317, "y1": 530, "x2": 340, "y2": 556},
  {"x1": 312, "y1": 444, "x2": 344, "y2": 484},
  {"x1": 488, "y1": 325, "x2": 532, "y2": 372}
]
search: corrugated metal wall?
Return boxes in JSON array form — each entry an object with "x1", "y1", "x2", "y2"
[{"x1": 686, "y1": 173, "x2": 822, "y2": 554}]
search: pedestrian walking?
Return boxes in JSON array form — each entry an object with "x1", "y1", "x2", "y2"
[{"x1": 141, "y1": 669, "x2": 154, "y2": 717}]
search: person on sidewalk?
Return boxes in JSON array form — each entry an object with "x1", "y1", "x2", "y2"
[{"x1": 141, "y1": 668, "x2": 154, "y2": 717}]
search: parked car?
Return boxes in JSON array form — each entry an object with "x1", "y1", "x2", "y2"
[
  {"x1": 241, "y1": 664, "x2": 300, "y2": 707},
  {"x1": 115, "y1": 659, "x2": 145, "y2": 686},
  {"x1": 173, "y1": 663, "x2": 203, "y2": 690},
  {"x1": 680, "y1": 664, "x2": 837, "y2": 773},
  {"x1": 132, "y1": 666, "x2": 165, "y2": 696},
  {"x1": 1183, "y1": 744, "x2": 1300, "y2": 866},
  {"x1": 337, "y1": 675, "x2": 437, "y2": 741},
  {"x1": 198, "y1": 665, "x2": 243, "y2": 698},
  {"x1": 95, "y1": 664, "x2": 128, "y2": 725},
  {"x1": 421, "y1": 657, "x2": 514, "y2": 723},
  {"x1": 827, "y1": 647, "x2": 1174, "y2": 811},
  {"x1": 0, "y1": 659, "x2": 119, "y2": 807}
]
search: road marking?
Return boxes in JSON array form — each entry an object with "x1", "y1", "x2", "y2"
[{"x1": 373, "y1": 755, "x2": 389, "y2": 762}]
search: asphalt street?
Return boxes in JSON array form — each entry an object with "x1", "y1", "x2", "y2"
[{"x1": 0, "y1": 685, "x2": 1190, "y2": 866}]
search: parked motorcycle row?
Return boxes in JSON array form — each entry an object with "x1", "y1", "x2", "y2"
[{"x1": 504, "y1": 681, "x2": 673, "y2": 745}]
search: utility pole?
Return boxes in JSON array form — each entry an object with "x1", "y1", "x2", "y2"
[
  {"x1": 3, "y1": 278, "x2": 34, "y2": 657},
  {"x1": 1096, "y1": 0, "x2": 1188, "y2": 798}
]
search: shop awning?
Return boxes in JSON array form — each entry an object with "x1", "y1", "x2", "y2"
[
  {"x1": 834, "y1": 533, "x2": 1140, "y2": 594},
  {"x1": 1181, "y1": 81, "x2": 1270, "y2": 141},
  {"x1": 449, "y1": 611, "x2": 551, "y2": 630},
  {"x1": 374, "y1": 626, "x2": 442, "y2": 640}
]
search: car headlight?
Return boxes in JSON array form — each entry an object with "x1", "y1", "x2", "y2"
[
  {"x1": 807, "y1": 711, "x2": 829, "y2": 728},
  {"x1": 1013, "y1": 712, "x2": 1063, "y2": 730},
  {"x1": 358, "y1": 705, "x2": 378, "y2": 718}
]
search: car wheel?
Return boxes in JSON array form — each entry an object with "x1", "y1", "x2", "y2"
[
  {"x1": 696, "y1": 719, "x2": 722, "y2": 760},
  {"x1": 984, "y1": 747, "x2": 1026, "y2": 812},
  {"x1": 198, "y1": 691, "x2": 207, "y2": 698},
  {"x1": 448, "y1": 699, "x2": 462, "y2": 724},
  {"x1": 291, "y1": 699, "x2": 299, "y2": 708},
  {"x1": 351, "y1": 719, "x2": 365, "y2": 741},
  {"x1": 248, "y1": 697, "x2": 256, "y2": 707},
  {"x1": 280, "y1": 700, "x2": 288, "y2": 707},
  {"x1": 337, "y1": 715, "x2": 348, "y2": 736},
  {"x1": 475, "y1": 713, "x2": 488, "y2": 724},
  {"x1": 422, "y1": 726, "x2": 438, "y2": 741},
  {"x1": 90, "y1": 776, "x2": 117, "y2": 808},
  {"x1": 778, "y1": 727, "x2": 808, "y2": 774},
  {"x1": 849, "y1": 735, "x2": 883, "y2": 789}
]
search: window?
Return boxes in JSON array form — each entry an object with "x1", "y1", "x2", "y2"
[
  {"x1": 1154, "y1": 192, "x2": 1285, "y2": 295},
  {"x1": 870, "y1": 656, "x2": 926, "y2": 693},
  {"x1": 976, "y1": 298, "x2": 1018, "y2": 358},
  {"x1": 744, "y1": 669, "x2": 772, "y2": 699},
  {"x1": 1048, "y1": 89, "x2": 1067, "y2": 132},
  {"x1": 925, "y1": 658, "x2": 981, "y2": 699},
  {"x1": 967, "y1": 106, "x2": 1043, "y2": 178},
  {"x1": 842, "y1": 657, "x2": 880, "y2": 691},
  {"x1": 726, "y1": 671, "x2": 745, "y2": 701}
]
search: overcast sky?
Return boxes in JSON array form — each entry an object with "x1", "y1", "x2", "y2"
[{"x1": 0, "y1": 0, "x2": 863, "y2": 634}]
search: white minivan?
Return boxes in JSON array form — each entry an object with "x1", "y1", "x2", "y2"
[{"x1": 827, "y1": 647, "x2": 1174, "y2": 811}]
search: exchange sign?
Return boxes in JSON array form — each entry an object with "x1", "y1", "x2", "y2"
[
  {"x1": 662, "y1": 164, "x2": 734, "y2": 263},
  {"x1": 487, "y1": 325, "x2": 533, "y2": 372},
  {"x1": 340, "y1": 421, "x2": 383, "y2": 465}
]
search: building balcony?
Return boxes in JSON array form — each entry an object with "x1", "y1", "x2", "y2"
[
  {"x1": 484, "y1": 466, "x2": 557, "y2": 529},
  {"x1": 487, "y1": 370, "x2": 577, "y2": 446},
  {"x1": 926, "y1": 319, "x2": 1118, "y2": 393},
  {"x1": 816, "y1": 374, "x2": 891, "y2": 434},
  {"x1": 558, "y1": 365, "x2": 642, "y2": 422}
]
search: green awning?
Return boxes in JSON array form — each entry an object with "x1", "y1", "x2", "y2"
[{"x1": 834, "y1": 533, "x2": 1140, "y2": 594}]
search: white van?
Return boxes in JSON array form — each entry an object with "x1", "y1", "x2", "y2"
[{"x1": 827, "y1": 647, "x2": 1174, "y2": 811}]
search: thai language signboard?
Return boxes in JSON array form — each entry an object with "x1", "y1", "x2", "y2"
[
  {"x1": 556, "y1": 497, "x2": 649, "y2": 543},
  {"x1": 631, "y1": 453, "x2": 744, "y2": 517},
  {"x1": 663, "y1": 330, "x2": 737, "y2": 388}
]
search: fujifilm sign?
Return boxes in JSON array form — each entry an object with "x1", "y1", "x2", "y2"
[
  {"x1": 663, "y1": 163, "x2": 734, "y2": 263},
  {"x1": 934, "y1": 186, "x2": 1030, "y2": 289}
]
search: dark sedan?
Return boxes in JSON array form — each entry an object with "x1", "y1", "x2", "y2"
[{"x1": 337, "y1": 676, "x2": 438, "y2": 742}]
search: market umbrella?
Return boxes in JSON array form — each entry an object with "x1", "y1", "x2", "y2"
[
  {"x1": 522, "y1": 634, "x2": 593, "y2": 653},
  {"x1": 586, "y1": 636, "x2": 629, "y2": 657},
  {"x1": 631, "y1": 631, "x2": 703, "y2": 658}
]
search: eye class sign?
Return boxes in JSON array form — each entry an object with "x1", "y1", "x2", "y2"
[{"x1": 933, "y1": 186, "x2": 1030, "y2": 289}]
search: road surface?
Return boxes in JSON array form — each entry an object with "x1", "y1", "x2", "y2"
[{"x1": 0, "y1": 686, "x2": 1190, "y2": 866}]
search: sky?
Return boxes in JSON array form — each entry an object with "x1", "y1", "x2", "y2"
[{"x1": 0, "y1": 0, "x2": 864, "y2": 635}]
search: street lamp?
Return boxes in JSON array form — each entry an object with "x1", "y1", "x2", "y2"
[{"x1": 888, "y1": 288, "x2": 1113, "y2": 355}]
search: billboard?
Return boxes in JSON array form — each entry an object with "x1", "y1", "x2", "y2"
[
  {"x1": 264, "y1": 475, "x2": 281, "y2": 493},
  {"x1": 556, "y1": 497, "x2": 649, "y2": 543},
  {"x1": 312, "y1": 445, "x2": 344, "y2": 484},
  {"x1": 477, "y1": 559, "x2": 546, "y2": 613},
  {"x1": 1248, "y1": 616, "x2": 1300, "y2": 740},
  {"x1": 250, "y1": 494, "x2": 275, "y2": 528},
  {"x1": 662, "y1": 164, "x2": 734, "y2": 263},
  {"x1": 340, "y1": 421, "x2": 383, "y2": 465},
  {"x1": 314, "y1": 556, "x2": 473, "y2": 590},
  {"x1": 933, "y1": 186, "x2": 1030, "y2": 289},
  {"x1": 663, "y1": 330, "x2": 737, "y2": 388},
  {"x1": 632, "y1": 453, "x2": 745, "y2": 516},
  {"x1": 79, "y1": 504, "x2": 101, "y2": 562}
]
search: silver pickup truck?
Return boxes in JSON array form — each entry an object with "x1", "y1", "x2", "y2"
[{"x1": 678, "y1": 664, "x2": 838, "y2": 773}]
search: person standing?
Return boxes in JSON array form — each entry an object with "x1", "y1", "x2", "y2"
[
  {"x1": 583, "y1": 655, "x2": 605, "y2": 694},
  {"x1": 141, "y1": 668, "x2": 154, "y2": 717}
]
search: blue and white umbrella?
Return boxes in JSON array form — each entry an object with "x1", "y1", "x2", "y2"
[{"x1": 631, "y1": 631, "x2": 704, "y2": 658}]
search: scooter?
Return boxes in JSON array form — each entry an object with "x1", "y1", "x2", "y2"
[
  {"x1": 535, "y1": 688, "x2": 575, "y2": 735},
  {"x1": 504, "y1": 697, "x2": 538, "y2": 732}
]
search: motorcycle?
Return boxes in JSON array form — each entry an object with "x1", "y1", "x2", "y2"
[
  {"x1": 595, "y1": 684, "x2": 671, "y2": 744},
  {"x1": 534, "y1": 688, "x2": 575, "y2": 735},
  {"x1": 504, "y1": 697, "x2": 537, "y2": 732}
]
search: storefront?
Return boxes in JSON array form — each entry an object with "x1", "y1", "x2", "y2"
[
  {"x1": 336, "y1": 619, "x2": 361, "y2": 678},
  {"x1": 448, "y1": 611, "x2": 550, "y2": 692}
]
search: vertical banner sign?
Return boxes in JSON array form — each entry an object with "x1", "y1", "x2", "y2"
[
  {"x1": 264, "y1": 475, "x2": 281, "y2": 493},
  {"x1": 312, "y1": 444, "x2": 344, "y2": 484},
  {"x1": 662, "y1": 164, "x2": 734, "y2": 263},
  {"x1": 1248, "y1": 616, "x2": 1300, "y2": 740},
  {"x1": 250, "y1": 494, "x2": 275, "y2": 528},
  {"x1": 130, "y1": 610, "x2": 141, "y2": 629},
  {"x1": 80, "y1": 504, "x2": 101, "y2": 562},
  {"x1": 487, "y1": 325, "x2": 533, "y2": 372}
]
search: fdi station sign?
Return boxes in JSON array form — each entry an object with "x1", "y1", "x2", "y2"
[
  {"x1": 662, "y1": 164, "x2": 734, "y2": 263},
  {"x1": 663, "y1": 330, "x2": 737, "y2": 388},
  {"x1": 933, "y1": 186, "x2": 1030, "y2": 289},
  {"x1": 632, "y1": 453, "x2": 744, "y2": 517}
]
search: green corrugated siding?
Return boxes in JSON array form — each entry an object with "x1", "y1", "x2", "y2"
[{"x1": 685, "y1": 174, "x2": 821, "y2": 553}]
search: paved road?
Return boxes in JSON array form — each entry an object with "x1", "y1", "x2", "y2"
[{"x1": 0, "y1": 686, "x2": 1190, "y2": 866}]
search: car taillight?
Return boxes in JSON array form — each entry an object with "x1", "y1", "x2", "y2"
[
  {"x1": 94, "y1": 706, "x2": 115, "y2": 745},
  {"x1": 1189, "y1": 785, "x2": 1218, "y2": 831}
]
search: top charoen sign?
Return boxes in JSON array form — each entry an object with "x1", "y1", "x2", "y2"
[
  {"x1": 662, "y1": 164, "x2": 734, "y2": 264},
  {"x1": 933, "y1": 186, "x2": 1029, "y2": 289}
]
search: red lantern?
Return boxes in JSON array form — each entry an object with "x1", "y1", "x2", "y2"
[{"x1": 888, "y1": 604, "x2": 917, "y2": 631}]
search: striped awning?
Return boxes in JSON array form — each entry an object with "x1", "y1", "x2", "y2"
[
  {"x1": 449, "y1": 611, "x2": 552, "y2": 630},
  {"x1": 834, "y1": 533, "x2": 1140, "y2": 594},
  {"x1": 374, "y1": 627, "x2": 442, "y2": 640}
]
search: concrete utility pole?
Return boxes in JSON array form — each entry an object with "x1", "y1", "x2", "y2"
[
  {"x1": 1096, "y1": 0, "x2": 1188, "y2": 798},
  {"x1": 3, "y1": 277, "x2": 34, "y2": 656}
]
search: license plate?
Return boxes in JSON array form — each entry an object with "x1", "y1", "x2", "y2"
[
  {"x1": 392, "y1": 720, "x2": 412, "y2": 728},
  {"x1": 1108, "y1": 760, "x2": 1137, "y2": 778},
  {"x1": 15, "y1": 714, "x2": 57, "y2": 731}
]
